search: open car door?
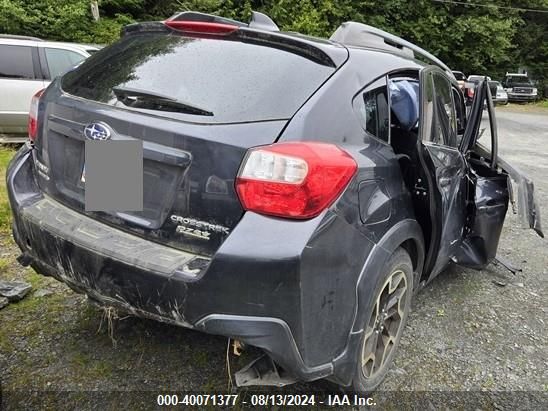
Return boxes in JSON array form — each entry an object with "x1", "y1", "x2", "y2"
[
  {"x1": 417, "y1": 67, "x2": 470, "y2": 279},
  {"x1": 417, "y1": 69, "x2": 543, "y2": 281},
  {"x1": 455, "y1": 78, "x2": 544, "y2": 269}
]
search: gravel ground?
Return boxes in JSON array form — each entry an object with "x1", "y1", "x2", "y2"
[{"x1": 0, "y1": 105, "x2": 546, "y2": 410}]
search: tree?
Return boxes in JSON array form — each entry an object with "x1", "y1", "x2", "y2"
[{"x1": 0, "y1": 0, "x2": 546, "y2": 90}]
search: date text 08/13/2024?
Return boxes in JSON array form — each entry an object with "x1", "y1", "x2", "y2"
[{"x1": 156, "y1": 394, "x2": 376, "y2": 407}]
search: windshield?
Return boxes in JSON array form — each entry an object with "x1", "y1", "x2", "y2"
[
  {"x1": 452, "y1": 71, "x2": 466, "y2": 81},
  {"x1": 61, "y1": 33, "x2": 336, "y2": 124},
  {"x1": 506, "y1": 76, "x2": 532, "y2": 86}
]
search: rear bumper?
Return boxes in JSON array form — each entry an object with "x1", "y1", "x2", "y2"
[
  {"x1": 0, "y1": 134, "x2": 28, "y2": 144},
  {"x1": 493, "y1": 96, "x2": 508, "y2": 105},
  {"x1": 6, "y1": 145, "x2": 372, "y2": 384}
]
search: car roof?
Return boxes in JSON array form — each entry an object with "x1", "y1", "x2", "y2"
[
  {"x1": 275, "y1": 28, "x2": 436, "y2": 75},
  {"x1": 0, "y1": 37, "x2": 98, "y2": 55},
  {"x1": 329, "y1": 22, "x2": 453, "y2": 77},
  {"x1": 344, "y1": 43, "x2": 427, "y2": 68},
  {"x1": 0, "y1": 34, "x2": 43, "y2": 41},
  {"x1": 282, "y1": 30, "x2": 427, "y2": 68}
]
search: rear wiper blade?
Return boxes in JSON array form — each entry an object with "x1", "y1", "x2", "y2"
[{"x1": 112, "y1": 86, "x2": 213, "y2": 116}]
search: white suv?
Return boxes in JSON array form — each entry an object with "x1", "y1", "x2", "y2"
[{"x1": 0, "y1": 35, "x2": 99, "y2": 143}]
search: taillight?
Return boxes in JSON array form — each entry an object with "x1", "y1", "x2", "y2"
[
  {"x1": 236, "y1": 142, "x2": 357, "y2": 219},
  {"x1": 28, "y1": 88, "x2": 45, "y2": 142},
  {"x1": 164, "y1": 20, "x2": 239, "y2": 35}
]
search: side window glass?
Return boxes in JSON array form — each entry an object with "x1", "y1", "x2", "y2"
[
  {"x1": 433, "y1": 73, "x2": 457, "y2": 147},
  {"x1": 0, "y1": 45, "x2": 35, "y2": 79},
  {"x1": 354, "y1": 78, "x2": 389, "y2": 143},
  {"x1": 363, "y1": 88, "x2": 389, "y2": 142},
  {"x1": 45, "y1": 48, "x2": 86, "y2": 79},
  {"x1": 423, "y1": 72, "x2": 458, "y2": 147},
  {"x1": 452, "y1": 87, "x2": 466, "y2": 136},
  {"x1": 422, "y1": 72, "x2": 437, "y2": 144}
]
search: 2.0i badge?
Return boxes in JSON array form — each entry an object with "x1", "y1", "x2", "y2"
[{"x1": 171, "y1": 215, "x2": 230, "y2": 241}]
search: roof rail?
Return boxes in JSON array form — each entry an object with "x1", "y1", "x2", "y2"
[
  {"x1": 0, "y1": 34, "x2": 43, "y2": 41},
  {"x1": 329, "y1": 22, "x2": 453, "y2": 76},
  {"x1": 168, "y1": 10, "x2": 279, "y2": 32}
]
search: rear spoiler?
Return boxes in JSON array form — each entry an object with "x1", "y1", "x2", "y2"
[
  {"x1": 168, "y1": 10, "x2": 279, "y2": 31},
  {"x1": 121, "y1": 11, "x2": 347, "y2": 68},
  {"x1": 122, "y1": 10, "x2": 279, "y2": 37}
]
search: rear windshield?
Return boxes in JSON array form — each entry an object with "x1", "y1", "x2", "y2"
[{"x1": 61, "y1": 32, "x2": 335, "y2": 123}]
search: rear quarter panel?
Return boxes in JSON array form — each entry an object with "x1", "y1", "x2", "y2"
[{"x1": 278, "y1": 50, "x2": 422, "y2": 367}]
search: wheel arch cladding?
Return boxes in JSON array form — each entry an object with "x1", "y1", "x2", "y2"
[
  {"x1": 329, "y1": 218, "x2": 424, "y2": 385},
  {"x1": 358, "y1": 219, "x2": 425, "y2": 304}
]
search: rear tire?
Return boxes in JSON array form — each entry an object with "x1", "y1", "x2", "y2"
[{"x1": 351, "y1": 247, "x2": 413, "y2": 392}]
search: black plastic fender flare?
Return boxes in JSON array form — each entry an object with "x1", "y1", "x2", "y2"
[{"x1": 330, "y1": 218, "x2": 424, "y2": 386}]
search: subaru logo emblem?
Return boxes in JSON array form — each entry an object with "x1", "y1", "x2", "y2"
[{"x1": 84, "y1": 122, "x2": 111, "y2": 141}]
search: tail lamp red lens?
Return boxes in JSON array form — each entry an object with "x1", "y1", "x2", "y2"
[
  {"x1": 28, "y1": 88, "x2": 45, "y2": 142},
  {"x1": 235, "y1": 142, "x2": 357, "y2": 219},
  {"x1": 164, "y1": 20, "x2": 239, "y2": 35}
]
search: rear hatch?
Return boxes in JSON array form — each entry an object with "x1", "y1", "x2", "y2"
[{"x1": 33, "y1": 24, "x2": 345, "y2": 256}]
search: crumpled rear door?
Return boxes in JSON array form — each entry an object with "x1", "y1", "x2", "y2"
[{"x1": 455, "y1": 79, "x2": 543, "y2": 269}]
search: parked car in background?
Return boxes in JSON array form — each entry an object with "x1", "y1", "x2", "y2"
[
  {"x1": 464, "y1": 74, "x2": 491, "y2": 105},
  {"x1": 0, "y1": 35, "x2": 100, "y2": 143},
  {"x1": 502, "y1": 72, "x2": 538, "y2": 102},
  {"x1": 451, "y1": 70, "x2": 466, "y2": 90},
  {"x1": 489, "y1": 81, "x2": 508, "y2": 105},
  {"x1": 7, "y1": 12, "x2": 543, "y2": 392}
]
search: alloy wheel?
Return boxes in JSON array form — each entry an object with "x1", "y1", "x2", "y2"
[{"x1": 361, "y1": 269, "x2": 408, "y2": 379}]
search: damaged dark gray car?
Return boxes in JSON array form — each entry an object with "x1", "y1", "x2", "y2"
[{"x1": 6, "y1": 12, "x2": 543, "y2": 392}]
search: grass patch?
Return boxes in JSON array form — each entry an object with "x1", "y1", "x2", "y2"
[
  {"x1": 25, "y1": 270, "x2": 50, "y2": 290},
  {"x1": 0, "y1": 327, "x2": 15, "y2": 351},
  {"x1": 534, "y1": 99, "x2": 548, "y2": 108},
  {"x1": 192, "y1": 349, "x2": 209, "y2": 368},
  {"x1": 0, "y1": 257, "x2": 9, "y2": 273},
  {"x1": 0, "y1": 147, "x2": 16, "y2": 233},
  {"x1": 500, "y1": 100, "x2": 548, "y2": 113},
  {"x1": 70, "y1": 353, "x2": 113, "y2": 378}
]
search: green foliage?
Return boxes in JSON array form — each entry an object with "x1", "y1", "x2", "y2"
[
  {"x1": 0, "y1": 0, "x2": 32, "y2": 34},
  {"x1": 0, "y1": 0, "x2": 135, "y2": 44},
  {"x1": 0, "y1": 0, "x2": 546, "y2": 85},
  {"x1": 0, "y1": 147, "x2": 15, "y2": 234}
]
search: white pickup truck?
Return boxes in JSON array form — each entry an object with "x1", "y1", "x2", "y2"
[{"x1": 502, "y1": 72, "x2": 538, "y2": 102}]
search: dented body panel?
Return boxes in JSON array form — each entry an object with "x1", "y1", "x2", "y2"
[{"x1": 6, "y1": 21, "x2": 542, "y2": 388}]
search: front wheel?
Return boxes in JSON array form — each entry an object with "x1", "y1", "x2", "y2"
[{"x1": 351, "y1": 247, "x2": 414, "y2": 392}]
